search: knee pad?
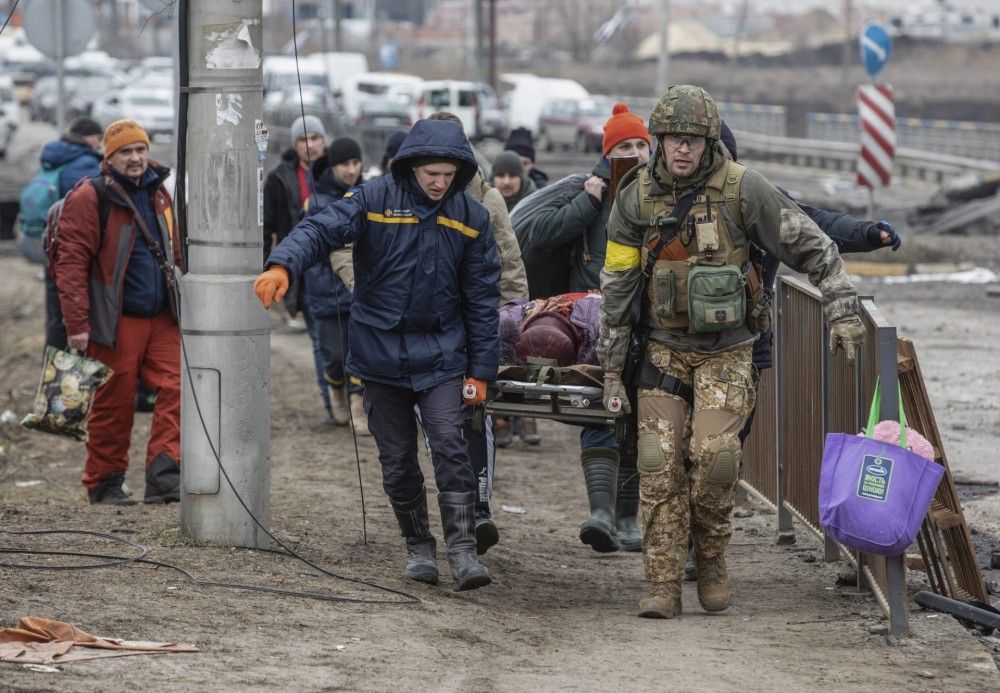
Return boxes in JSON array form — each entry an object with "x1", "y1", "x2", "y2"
[
  {"x1": 703, "y1": 435, "x2": 741, "y2": 486},
  {"x1": 638, "y1": 431, "x2": 666, "y2": 473}
]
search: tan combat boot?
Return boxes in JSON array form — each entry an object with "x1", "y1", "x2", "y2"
[
  {"x1": 638, "y1": 580, "x2": 682, "y2": 619},
  {"x1": 695, "y1": 554, "x2": 732, "y2": 612},
  {"x1": 329, "y1": 385, "x2": 350, "y2": 426},
  {"x1": 350, "y1": 394, "x2": 371, "y2": 437}
]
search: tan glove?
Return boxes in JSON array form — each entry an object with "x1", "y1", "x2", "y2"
[
  {"x1": 829, "y1": 315, "x2": 866, "y2": 364},
  {"x1": 603, "y1": 372, "x2": 631, "y2": 414}
]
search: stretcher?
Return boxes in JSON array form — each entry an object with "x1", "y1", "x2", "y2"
[{"x1": 483, "y1": 363, "x2": 623, "y2": 426}]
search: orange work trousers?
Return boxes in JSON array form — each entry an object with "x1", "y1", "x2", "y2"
[{"x1": 82, "y1": 312, "x2": 180, "y2": 490}]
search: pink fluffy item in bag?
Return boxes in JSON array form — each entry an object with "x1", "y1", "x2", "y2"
[{"x1": 858, "y1": 420, "x2": 935, "y2": 461}]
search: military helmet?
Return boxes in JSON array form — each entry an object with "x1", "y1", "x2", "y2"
[{"x1": 648, "y1": 85, "x2": 721, "y2": 140}]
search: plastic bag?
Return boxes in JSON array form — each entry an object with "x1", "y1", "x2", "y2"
[
  {"x1": 21, "y1": 347, "x2": 113, "y2": 441},
  {"x1": 819, "y1": 382, "x2": 944, "y2": 556}
]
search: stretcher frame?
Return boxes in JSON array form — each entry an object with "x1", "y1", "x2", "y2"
[{"x1": 484, "y1": 364, "x2": 622, "y2": 426}]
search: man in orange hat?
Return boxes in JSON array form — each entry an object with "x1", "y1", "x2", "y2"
[
  {"x1": 53, "y1": 119, "x2": 183, "y2": 505},
  {"x1": 522, "y1": 102, "x2": 652, "y2": 554}
]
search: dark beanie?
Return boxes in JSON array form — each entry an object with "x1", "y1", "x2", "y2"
[
  {"x1": 68, "y1": 117, "x2": 103, "y2": 138},
  {"x1": 492, "y1": 150, "x2": 523, "y2": 178},
  {"x1": 720, "y1": 120, "x2": 738, "y2": 162},
  {"x1": 384, "y1": 131, "x2": 407, "y2": 162},
  {"x1": 327, "y1": 137, "x2": 362, "y2": 167},
  {"x1": 504, "y1": 127, "x2": 535, "y2": 162}
]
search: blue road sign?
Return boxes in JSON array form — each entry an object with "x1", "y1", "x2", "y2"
[
  {"x1": 860, "y1": 23, "x2": 892, "y2": 77},
  {"x1": 379, "y1": 43, "x2": 399, "y2": 70}
]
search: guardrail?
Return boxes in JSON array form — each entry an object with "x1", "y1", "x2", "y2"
[{"x1": 734, "y1": 129, "x2": 1000, "y2": 185}]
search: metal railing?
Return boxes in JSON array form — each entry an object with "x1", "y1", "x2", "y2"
[
  {"x1": 740, "y1": 275, "x2": 910, "y2": 636},
  {"x1": 734, "y1": 129, "x2": 1000, "y2": 185}
]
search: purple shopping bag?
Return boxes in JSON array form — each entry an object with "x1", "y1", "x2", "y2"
[{"x1": 819, "y1": 384, "x2": 944, "y2": 556}]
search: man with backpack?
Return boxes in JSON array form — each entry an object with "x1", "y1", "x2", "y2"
[
  {"x1": 20, "y1": 117, "x2": 104, "y2": 350},
  {"x1": 52, "y1": 119, "x2": 183, "y2": 506},
  {"x1": 511, "y1": 102, "x2": 653, "y2": 556}
]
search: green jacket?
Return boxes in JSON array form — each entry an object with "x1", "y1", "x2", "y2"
[
  {"x1": 529, "y1": 157, "x2": 611, "y2": 293},
  {"x1": 598, "y1": 142, "x2": 859, "y2": 372}
]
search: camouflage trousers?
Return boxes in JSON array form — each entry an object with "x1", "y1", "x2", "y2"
[{"x1": 637, "y1": 340, "x2": 756, "y2": 584}]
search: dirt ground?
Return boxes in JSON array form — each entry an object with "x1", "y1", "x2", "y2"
[{"x1": 1, "y1": 226, "x2": 1000, "y2": 691}]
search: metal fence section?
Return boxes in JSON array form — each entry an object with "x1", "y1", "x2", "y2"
[
  {"x1": 807, "y1": 112, "x2": 1000, "y2": 163},
  {"x1": 719, "y1": 102, "x2": 787, "y2": 138},
  {"x1": 740, "y1": 368, "x2": 777, "y2": 509},
  {"x1": 758, "y1": 276, "x2": 909, "y2": 635}
]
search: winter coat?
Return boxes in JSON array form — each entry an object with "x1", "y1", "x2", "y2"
[
  {"x1": 39, "y1": 136, "x2": 102, "y2": 198},
  {"x1": 267, "y1": 119, "x2": 501, "y2": 390},
  {"x1": 528, "y1": 167, "x2": 549, "y2": 190},
  {"x1": 467, "y1": 168, "x2": 528, "y2": 303},
  {"x1": 529, "y1": 157, "x2": 611, "y2": 292},
  {"x1": 54, "y1": 162, "x2": 182, "y2": 347},
  {"x1": 300, "y1": 155, "x2": 355, "y2": 318},
  {"x1": 263, "y1": 149, "x2": 313, "y2": 259}
]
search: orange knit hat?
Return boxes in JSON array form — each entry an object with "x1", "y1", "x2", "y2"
[
  {"x1": 602, "y1": 103, "x2": 650, "y2": 155},
  {"x1": 103, "y1": 119, "x2": 150, "y2": 159}
]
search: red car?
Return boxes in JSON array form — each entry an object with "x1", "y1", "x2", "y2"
[{"x1": 537, "y1": 96, "x2": 614, "y2": 153}]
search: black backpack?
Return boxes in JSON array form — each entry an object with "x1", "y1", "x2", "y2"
[{"x1": 509, "y1": 173, "x2": 587, "y2": 300}]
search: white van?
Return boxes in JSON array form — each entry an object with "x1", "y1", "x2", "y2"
[
  {"x1": 500, "y1": 74, "x2": 589, "y2": 133},
  {"x1": 262, "y1": 55, "x2": 327, "y2": 97},
  {"x1": 339, "y1": 72, "x2": 423, "y2": 123},
  {"x1": 416, "y1": 80, "x2": 505, "y2": 141}
]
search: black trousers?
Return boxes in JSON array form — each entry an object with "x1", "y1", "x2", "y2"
[
  {"x1": 45, "y1": 269, "x2": 67, "y2": 351},
  {"x1": 364, "y1": 378, "x2": 476, "y2": 503}
]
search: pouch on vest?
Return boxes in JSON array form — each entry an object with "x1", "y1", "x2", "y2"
[
  {"x1": 653, "y1": 267, "x2": 676, "y2": 319},
  {"x1": 687, "y1": 264, "x2": 745, "y2": 333}
]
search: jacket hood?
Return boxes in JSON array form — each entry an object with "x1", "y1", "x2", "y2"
[
  {"x1": 390, "y1": 119, "x2": 479, "y2": 195},
  {"x1": 281, "y1": 148, "x2": 299, "y2": 163},
  {"x1": 40, "y1": 139, "x2": 100, "y2": 169}
]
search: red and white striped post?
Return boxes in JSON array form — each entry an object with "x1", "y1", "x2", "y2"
[{"x1": 856, "y1": 83, "x2": 896, "y2": 217}]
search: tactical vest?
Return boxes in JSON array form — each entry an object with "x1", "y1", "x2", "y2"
[{"x1": 637, "y1": 160, "x2": 749, "y2": 333}]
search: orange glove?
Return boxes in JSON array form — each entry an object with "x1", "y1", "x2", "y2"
[
  {"x1": 462, "y1": 377, "x2": 488, "y2": 406},
  {"x1": 253, "y1": 266, "x2": 290, "y2": 309}
]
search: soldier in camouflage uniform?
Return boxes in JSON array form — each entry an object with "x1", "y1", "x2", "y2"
[{"x1": 598, "y1": 85, "x2": 866, "y2": 619}]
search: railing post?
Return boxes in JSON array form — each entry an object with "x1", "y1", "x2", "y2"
[
  {"x1": 874, "y1": 310, "x2": 909, "y2": 637},
  {"x1": 775, "y1": 279, "x2": 795, "y2": 544}
]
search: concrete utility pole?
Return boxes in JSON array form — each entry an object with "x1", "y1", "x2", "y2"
[
  {"x1": 487, "y1": 0, "x2": 497, "y2": 91},
  {"x1": 656, "y1": 0, "x2": 670, "y2": 94},
  {"x1": 180, "y1": 0, "x2": 270, "y2": 548},
  {"x1": 474, "y1": 0, "x2": 486, "y2": 84}
]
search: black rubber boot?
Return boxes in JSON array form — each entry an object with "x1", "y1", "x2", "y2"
[
  {"x1": 390, "y1": 489, "x2": 439, "y2": 585},
  {"x1": 88, "y1": 472, "x2": 137, "y2": 506},
  {"x1": 579, "y1": 447, "x2": 621, "y2": 553},
  {"x1": 616, "y1": 452, "x2": 642, "y2": 552},
  {"x1": 475, "y1": 512, "x2": 499, "y2": 556},
  {"x1": 439, "y1": 491, "x2": 492, "y2": 591},
  {"x1": 144, "y1": 453, "x2": 181, "y2": 504},
  {"x1": 494, "y1": 417, "x2": 513, "y2": 448}
]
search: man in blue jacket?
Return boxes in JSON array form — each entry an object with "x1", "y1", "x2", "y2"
[
  {"x1": 255, "y1": 119, "x2": 501, "y2": 592},
  {"x1": 301, "y1": 137, "x2": 365, "y2": 430},
  {"x1": 35, "y1": 117, "x2": 104, "y2": 350}
]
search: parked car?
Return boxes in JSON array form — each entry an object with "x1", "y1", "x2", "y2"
[
  {"x1": 92, "y1": 87, "x2": 175, "y2": 139},
  {"x1": 262, "y1": 55, "x2": 327, "y2": 97},
  {"x1": 416, "y1": 80, "x2": 506, "y2": 141},
  {"x1": 537, "y1": 96, "x2": 615, "y2": 153},
  {"x1": 500, "y1": 74, "x2": 589, "y2": 133},
  {"x1": 0, "y1": 74, "x2": 18, "y2": 158},
  {"x1": 355, "y1": 100, "x2": 412, "y2": 163},
  {"x1": 264, "y1": 85, "x2": 348, "y2": 154},
  {"x1": 339, "y1": 72, "x2": 422, "y2": 123},
  {"x1": 27, "y1": 76, "x2": 58, "y2": 123}
]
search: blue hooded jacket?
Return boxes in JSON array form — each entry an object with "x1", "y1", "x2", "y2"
[
  {"x1": 40, "y1": 138, "x2": 102, "y2": 198},
  {"x1": 299, "y1": 155, "x2": 355, "y2": 318},
  {"x1": 267, "y1": 119, "x2": 501, "y2": 390}
]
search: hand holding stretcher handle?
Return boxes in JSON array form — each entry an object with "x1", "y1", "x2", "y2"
[{"x1": 463, "y1": 378, "x2": 487, "y2": 405}]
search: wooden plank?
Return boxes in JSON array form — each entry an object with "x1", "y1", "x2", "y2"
[{"x1": 898, "y1": 338, "x2": 989, "y2": 603}]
